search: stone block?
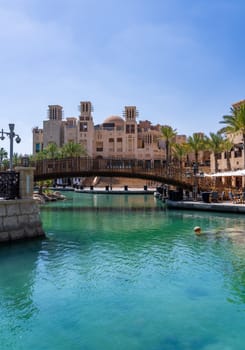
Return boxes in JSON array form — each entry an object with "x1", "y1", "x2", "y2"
[
  {"x1": 9, "y1": 229, "x2": 26, "y2": 241},
  {"x1": 32, "y1": 205, "x2": 40, "y2": 214},
  {"x1": 20, "y1": 201, "x2": 37, "y2": 214},
  {"x1": 0, "y1": 199, "x2": 45, "y2": 243},
  {"x1": 6, "y1": 203, "x2": 20, "y2": 216},
  {"x1": 36, "y1": 224, "x2": 46, "y2": 237},
  {"x1": 0, "y1": 204, "x2": 6, "y2": 217},
  {"x1": 25, "y1": 224, "x2": 45, "y2": 238},
  {"x1": 24, "y1": 225, "x2": 37, "y2": 238},
  {"x1": 3, "y1": 215, "x2": 18, "y2": 230},
  {"x1": 18, "y1": 214, "x2": 29, "y2": 225},
  {"x1": 28, "y1": 213, "x2": 40, "y2": 225},
  {"x1": 20, "y1": 203, "x2": 33, "y2": 214}
]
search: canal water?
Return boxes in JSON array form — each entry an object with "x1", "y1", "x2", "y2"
[{"x1": 1, "y1": 192, "x2": 245, "y2": 349}]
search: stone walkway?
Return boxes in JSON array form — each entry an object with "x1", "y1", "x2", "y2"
[
  {"x1": 74, "y1": 186, "x2": 156, "y2": 194},
  {"x1": 166, "y1": 199, "x2": 245, "y2": 213}
]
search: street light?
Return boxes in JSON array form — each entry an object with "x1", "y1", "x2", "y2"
[
  {"x1": 193, "y1": 162, "x2": 199, "y2": 201},
  {"x1": 0, "y1": 124, "x2": 21, "y2": 171}
]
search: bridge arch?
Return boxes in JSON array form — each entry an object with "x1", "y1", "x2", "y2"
[{"x1": 32, "y1": 157, "x2": 199, "y2": 191}]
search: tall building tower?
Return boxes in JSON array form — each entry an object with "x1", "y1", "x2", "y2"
[
  {"x1": 124, "y1": 106, "x2": 138, "y2": 122},
  {"x1": 32, "y1": 127, "x2": 43, "y2": 154},
  {"x1": 123, "y1": 106, "x2": 138, "y2": 157},
  {"x1": 48, "y1": 105, "x2": 63, "y2": 120},
  {"x1": 64, "y1": 117, "x2": 78, "y2": 144},
  {"x1": 43, "y1": 105, "x2": 64, "y2": 148},
  {"x1": 78, "y1": 101, "x2": 94, "y2": 156}
]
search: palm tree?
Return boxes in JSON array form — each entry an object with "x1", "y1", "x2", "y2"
[
  {"x1": 13, "y1": 153, "x2": 22, "y2": 167},
  {"x1": 222, "y1": 137, "x2": 233, "y2": 171},
  {"x1": 187, "y1": 133, "x2": 205, "y2": 166},
  {"x1": 61, "y1": 142, "x2": 86, "y2": 158},
  {"x1": 160, "y1": 125, "x2": 177, "y2": 169},
  {"x1": 33, "y1": 149, "x2": 48, "y2": 161},
  {"x1": 45, "y1": 143, "x2": 60, "y2": 159},
  {"x1": 204, "y1": 132, "x2": 224, "y2": 173},
  {"x1": 220, "y1": 104, "x2": 245, "y2": 168},
  {"x1": 172, "y1": 143, "x2": 188, "y2": 177},
  {"x1": 0, "y1": 147, "x2": 8, "y2": 169}
]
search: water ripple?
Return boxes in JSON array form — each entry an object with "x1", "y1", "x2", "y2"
[{"x1": 1, "y1": 194, "x2": 245, "y2": 349}]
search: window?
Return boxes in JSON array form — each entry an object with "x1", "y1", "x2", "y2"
[
  {"x1": 235, "y1": 150, "x2": 242, "y2": 158},
  {"x1": 96, "y1": 141, "x2": 103, "y2": 152},
  {"x1": 80, "y1": 122, "x2": 88, "y2": 132},
  {"x1": 126, "y1": 124, "x2": 135, "y2": 134},
  {"x1": 67, "y1": 120, "x2": 76, "y2": 128}
]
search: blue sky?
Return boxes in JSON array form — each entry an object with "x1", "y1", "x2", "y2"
[{"x1": 1, "y1": 0, "x2": 245, "y2": 155}]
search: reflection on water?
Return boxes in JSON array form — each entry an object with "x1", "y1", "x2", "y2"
[
  {"x1": 41, "y1": 191, "x2": 165, "y2": 211},
  {"x1": 0, "y1": 240, "x2": 42, "y2": 347},
  {"x1": 1, "y1": 192, "x2": 245, "y2": 349}
]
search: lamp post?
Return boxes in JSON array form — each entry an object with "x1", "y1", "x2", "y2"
[
  {"x1": 193, "y1": 162, "x2": 199, "y2": 201},
  {"x1": 0, "y1": 124, "x2": 21, "y2": 171}
]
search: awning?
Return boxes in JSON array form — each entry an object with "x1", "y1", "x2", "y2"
[{"x1": 204, "y1": 169, "x2": 245, "y2": 177}]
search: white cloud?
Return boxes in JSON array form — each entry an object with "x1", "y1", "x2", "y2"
[{"x1": 0, "y1": 6, "x2": 75, "y2": 64}]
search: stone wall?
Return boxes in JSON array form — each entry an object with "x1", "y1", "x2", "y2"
[{"x1": 0, "y1": 199, "x2": 45, "y2": 242}]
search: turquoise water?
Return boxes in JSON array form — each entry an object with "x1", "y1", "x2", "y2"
[{"x1": 1, "y1": 192, "x2": 245, "y2": 349}]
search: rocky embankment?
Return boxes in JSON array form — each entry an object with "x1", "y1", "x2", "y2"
[{"x1": 33, "y1": 191, "x2": 66, "y2": 204}]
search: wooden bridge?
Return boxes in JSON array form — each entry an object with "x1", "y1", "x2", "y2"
[{"x1": 32, "y1": 157, "x2": 210, "y2": 191}]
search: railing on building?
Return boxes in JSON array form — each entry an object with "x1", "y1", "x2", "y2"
[{"x1": 0, "y1": 171, "x2": 20, "y2": 200}]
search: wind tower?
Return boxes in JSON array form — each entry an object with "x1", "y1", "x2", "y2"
[
  {"x1": 43, "y1": 105, "x2": 64, "y2": 148},
  {"x1": 78, "y1": 101, "x2": 94, "y2": 156},
  {"x1": 123, "y1": 106, "x2": 138, "y2": 157}
]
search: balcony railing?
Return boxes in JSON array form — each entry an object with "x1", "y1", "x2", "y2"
[{"x1": 0, "y1": 171, "x2": 20, "y2": 200}]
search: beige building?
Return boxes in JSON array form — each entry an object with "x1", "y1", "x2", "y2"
[
  {"x1": 211, "y1": 99, "x2": 245, "y2": 188},
  {"x1": 33, "y1": 101, "x2": 168, "y2": 166},
  {"x1": 215, "y1": 99, "x2": 245, "y2": 172},
  {"x1": 33, "y1": 105, "x2": 64, "y2": 153},
  {"x1": 33, "y1": 101, "x2": 216, "y2": 178}
]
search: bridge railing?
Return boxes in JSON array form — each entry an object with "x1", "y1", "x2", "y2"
[
  {"x1": 0, "y1": 171, "x2": 20, "y2": 200},
  {"x1": 32, "y1": 157, "x2": 210, "y2": 190},
  {"x1": 33, "y1": 157, "x2": 180, "y2": 177}
]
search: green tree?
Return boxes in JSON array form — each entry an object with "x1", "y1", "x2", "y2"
[
  {"x1": 204, "y1": 132, "x2": 224, "y2": 173},
  {"x1": 61, "y1": 141, "x2": 86, "y2": 158},
  {"x1": 2, "y1": 159, "x2": 9, "y2": 170},
  {"x1": 160, "y1": 125, "x2": 177, "y2": 168},
  {"x1": 13, "y1": 153, "x2": 22, "y2": 167},
  {"x1": 220, "y1": 104, "x2": 245, "y2": 168},
  {"x1": 187, "y1": 133, "x2": 205, "y2": 165},
  {"x1": 33, "y1": 150, "x2": 48, "y2": 161},
  {"x1": 44, "y1": 143, "x2": 60, "y2": 159},
  {"x1": 0, "y1": 147, "x2": 8, "y2": 169},
  {"x1": 172, "y1": 143, "x2": 188, "y2": 176},
  {"x1": 222, "y1": 137, "x2": 233, "y2": 171},
  {"x1": 32, "y1": 143, "x2": 59, "y2": 160}
]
